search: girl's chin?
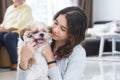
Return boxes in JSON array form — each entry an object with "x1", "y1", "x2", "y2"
[{"x1": 52, "y1": 37, "x2": 58, "y2": 40}]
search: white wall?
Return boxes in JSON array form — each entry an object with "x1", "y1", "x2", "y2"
[{"x1": 93, "y1": 0, "x2": 120, "y2": 22}]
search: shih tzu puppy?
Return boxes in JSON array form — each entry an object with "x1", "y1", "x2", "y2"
[{"x1": 17, "y1": 22, "x2": 51, "y2": 80}]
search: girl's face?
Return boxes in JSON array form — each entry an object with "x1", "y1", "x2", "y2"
[
  {"x1": 12, "y1": 0, "x2": 23, "y2": 3},
  {"x1": 51, "y1": 15, "x2": 68, "y2": 42},
  {"x1": 12, "y1": 0, "x2": 16, "y2": 2},
  {"x1": 12, "y1": 0, "x2": 18, "y2": 2}
]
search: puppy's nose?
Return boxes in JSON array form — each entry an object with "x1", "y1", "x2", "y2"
[{"x1": 40, "y1": 33, "x2": 44, "y2": 38}]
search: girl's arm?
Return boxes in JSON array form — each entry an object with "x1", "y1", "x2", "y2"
[
  {"x1": 18, "y1": 38, "x2": 37, "y2": 70},
  {"x1": 42, "y1": 45, "x2": 86, "y2": 80}
]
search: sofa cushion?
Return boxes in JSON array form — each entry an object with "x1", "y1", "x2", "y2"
[{"x1": 0, "y1": 47, "x2": 12, "y2": 68}]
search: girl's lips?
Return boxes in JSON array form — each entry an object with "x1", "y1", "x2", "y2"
[{"x1": 52, "y1": 33, "x2": 58, "y2": 37}]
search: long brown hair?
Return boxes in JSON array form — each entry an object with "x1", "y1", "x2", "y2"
[{"x1": 51, "y1": 6, "x2": 87, "y2": 58}]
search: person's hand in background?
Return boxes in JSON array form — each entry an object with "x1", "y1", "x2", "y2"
[
  {"x1": 0, "y1": 27, "x2": 8, "y2": 32},
  {"x1": 7, "y1": 27, "x2": 18, "y2": 32},
  {"x1": 0, "y1": 27, "x2": 18, "y2": 32}
]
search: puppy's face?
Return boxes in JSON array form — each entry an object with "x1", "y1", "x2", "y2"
[{"x1": 20, "y1": 22, "x2": 51, "y2": 47}]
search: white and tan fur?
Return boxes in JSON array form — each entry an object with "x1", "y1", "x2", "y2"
[{"x1": 17, "y1": 22, "x2": 51, "y2": 80}]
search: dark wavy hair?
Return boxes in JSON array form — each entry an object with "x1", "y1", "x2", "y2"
[{"x1": 51, "y1": 6, "x2": 87, "y2": 58}]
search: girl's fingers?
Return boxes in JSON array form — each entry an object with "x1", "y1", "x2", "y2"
[{"x1": 26, "y1": 38, "x2": 36, "y2": 47}]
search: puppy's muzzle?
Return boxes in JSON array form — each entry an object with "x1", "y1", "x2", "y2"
[{"x1": 39, "y1": 33, "x2": 44, "y2": 38}]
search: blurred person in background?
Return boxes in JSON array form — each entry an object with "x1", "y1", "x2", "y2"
[{"x1": 0, "y1": 0, "x2": 33, "y2": 70}]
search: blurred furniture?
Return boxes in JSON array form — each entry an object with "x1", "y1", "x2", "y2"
[
  {"x1": 82, "y1": 37, "x2": 100, "y2": 56},
  {"x1": 83, "y1": 21, "x2": 120, "y2": 56},
  {"x1": 98, "y1": 33, "x2": 120, "y2": 57},
  {"x1": 94, "y1": 21, "x2": 112, "y2": 24},
  {"x1": 0, "y1": 47, "x2": 11, "y2": 68},
  {"x1": 82, "y1": 37, "x2": 111, "y2": 56}
]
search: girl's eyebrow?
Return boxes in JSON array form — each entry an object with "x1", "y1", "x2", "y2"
[{"x1": 56, "y1": 19, "x2": 68, "y2": 30}]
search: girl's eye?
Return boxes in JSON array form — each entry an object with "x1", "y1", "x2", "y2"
[
  {"x1": 61, "y1": 27, "x2": 66, "y2": 31},
  {"x1": 54, "y1": 20, "x2": 58, "y2": 25}
]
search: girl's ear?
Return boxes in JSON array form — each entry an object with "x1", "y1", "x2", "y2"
[{"x1": 19, "y1": 28, "x2": 27, "y2": 41}]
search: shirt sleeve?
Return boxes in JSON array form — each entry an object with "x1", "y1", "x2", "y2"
[
  {"x1": 0, "y1": 5, "x2": 11, "y2": 27},
  {"x1": 48, "y1": 45, "x2": 86, "y2": 80},
  {"x1": 48, "y1": 66, "x2": 62, "y2": 80},
  {"x1": 63, "y1": 49, "x2": 86, "y2": 80}
]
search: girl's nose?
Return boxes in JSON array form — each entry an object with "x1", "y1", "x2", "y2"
[{"x1": 52, "y1": 25, "x2": 59, "y2": 33}]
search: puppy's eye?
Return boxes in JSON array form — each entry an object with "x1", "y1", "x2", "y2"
[
  {"x1": 27, "y1": 32, "x2": 32, "y2": 38},
  {"x1": 28, "y1": 34, "x2": 32, "y2": 38},
  {"x1": 42, "y1": 29, "x2": 46, "y2": 32},
  {"x1": 32, "y1": 31, "x2": 38, "y2": 34}
]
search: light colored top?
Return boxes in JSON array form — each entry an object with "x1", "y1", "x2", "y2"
[
  {"x1": 56, "y1": 59, "x2": 62, "y2": 74},
  {"x1": 1, "y1": 2, "x2": 33, "y2": 33},
  {"x1": 48, "y1": 44, "x2": 86, "y2": 80}
]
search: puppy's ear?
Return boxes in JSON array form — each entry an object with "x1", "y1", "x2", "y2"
[
  {"x1": 19, "y1": 28, "x2": 27, "y2": 41},
  {"x1": 48, "y1": 26, "x2": 52, "y2": 33}
]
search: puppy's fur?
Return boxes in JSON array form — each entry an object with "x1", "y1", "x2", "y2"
[{"x1": 17, "y1": 22, "x2": 51, "y2": 80}]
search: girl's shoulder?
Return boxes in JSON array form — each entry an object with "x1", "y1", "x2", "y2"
[
  {"x1": 69, "y1": 44, "x2": 86, "y2": 59},
  {"x1": 73, "y1": 44, "x2": 86, "y2": 54},
  {"x1": 61, "y1": 44, "x2": 86, "y2": 61}
]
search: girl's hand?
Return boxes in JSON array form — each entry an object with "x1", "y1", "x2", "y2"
[
  {"x1": 42, "y1": 43, "x2": 57, "y2": 68},
  {"x1": 20, "y1": 38, "x2": 37, "y2": 70},
  {"x1": 21, "y1": 38, "x2": 37, "y2": 60},
  {"x1": 42, "y1": 43, "x2": 55, "y2": 62}
]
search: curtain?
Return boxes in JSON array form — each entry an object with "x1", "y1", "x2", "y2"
[
  {"x1": 0, "y1": 0, "x2": 13, "y2": 23},
  {"x1": 26, "y1": 0, "x2": 78, "y2": 25},
  {"x1": 78, "y1": 0, "x2": 93, "y2": 28},
  {"x1": 47, "y1": 0, "x2": 78, "y2": 25}
]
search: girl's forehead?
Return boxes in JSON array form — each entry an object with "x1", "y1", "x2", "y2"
[{"x1": 57, "y1": 15, "x2": 67, "y2": 28}]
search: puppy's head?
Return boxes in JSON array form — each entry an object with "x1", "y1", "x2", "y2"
[{"x1": 20, "y1": 22, "x2": 52, "y2": 47}]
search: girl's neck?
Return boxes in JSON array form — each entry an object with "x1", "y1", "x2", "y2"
[{"x1": 54, "y1": 40, "x2": 66, "y2": 52}]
